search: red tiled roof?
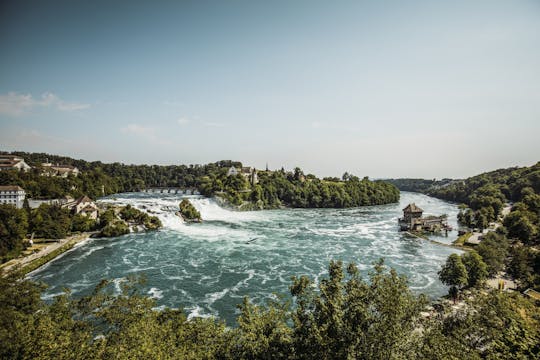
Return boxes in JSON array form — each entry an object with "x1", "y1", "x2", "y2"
[
  {"x1": 81, "y1": 205, "x2": 98, "y2": 212},
  {"x1": 403, "y1": 203, "x2": 423, "y2": 213},
  {"x1": 0, "y1": 185, "x2": 25, "y2": 191},
  {"x1": 0, "y1": 160, "x2": 21, "y2": 166},
  {"x1": 76, "y1": 195, "x2": 94, "y2": 205}
]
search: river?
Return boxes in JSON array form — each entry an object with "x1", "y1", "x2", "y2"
[{"x1": 29, "y1": 191, "x2": 461, "y2": 325}]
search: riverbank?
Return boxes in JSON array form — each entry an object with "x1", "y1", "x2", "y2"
[
  {"x1": 403, "y1": 231, "x2": 471, "y2": 251},
  {"x1": 0, "y1": 232, "x2": 94, "y2": 276}
]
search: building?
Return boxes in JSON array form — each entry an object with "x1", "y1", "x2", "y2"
[
  {"x1": 28, "y1": 196, "x2": 74, "y2": 209},
  {"x1": 0, "y1": 155, "x2": 31, "y2": 172},
  {"x1": 241, "y1": 167, "x2": 259, "y2": 184},
  {"x1": 41, "y1": 163, "x2": 80, "y2": 177},
  {"x1": 399, "y1": 203, "x2": 450, "y2": 232},
  {"x1": 227, "y1": 166, "x2": 259, "y2": 184},
  {"x1": 62, "y1": 195, "x2": 99, "y2": 219},
  {"x1": 227, "y1": 166, "x2": 239, "y2": 176},
  {"x1": 0, "y1": 185, "x2": 26, "y2": 208},
  {"x1": 402, "y1": 203, "x2": 424, "y2": 224}
]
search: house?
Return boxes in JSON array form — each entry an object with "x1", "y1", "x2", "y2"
[
  {"x1": 62, "y1": 195, "x2": 99, "y2": 219},
  {"x1": 399, "y1": 203, "x2": 450, "y2": 232},
  {"x1": 227, "y1": 166, "x2": 259, "y2": 184},
  {"x1": 42, "y1": 163, "x2": 80, "y2": 177},
  {"x1": 0, "y1": 155, "x2": 31, "y2": 172},
  {"x1": 227, "y1": 166, "x2": 239, "y2": 176},
  {"x1": 0, "y1": 185, "x2": 26, "y2": 208},
  {"x1": 402, "y1": 203, "x2": 424, "y2": 224}
]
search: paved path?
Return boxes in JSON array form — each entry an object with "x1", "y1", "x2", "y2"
[{"x1": 1, "y1": 233, "x2": 92, "y2": 274}]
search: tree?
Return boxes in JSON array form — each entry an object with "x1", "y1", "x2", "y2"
[
  {"x1": 504, "y1": 210, "x2": 537, "y2": 244},
  {"x1": 0, "y1": 205, "x2": 28, "y2": 262},
  {"x1": 30, "y1": 204, "x2": 71, "y2": 239},
  {"x1": 476, "y1": 232, "x2": 509, "y2": 276},
  {"x1": 438, "y1": 254, "x2": 468, "y2": 301},
  {"x1": 433, "y1": 291, "x2": 540, "y2": 358},
  {"x1": 71, "y1": 213, "x2": 96, "y2": 232},
  {"x1": 461, "y1": 251, "x2": 488, "y2": 288},
  {"x1": 290, "y1": 259, "x2": 427, "y2": 359}
]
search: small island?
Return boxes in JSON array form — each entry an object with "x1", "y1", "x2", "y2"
[
  {"x1": 98, "y1": 204, "x2": 162, "y2": 237},
  {"x1": 178, "y1": 199, "x2": 202, "y2": 223}
]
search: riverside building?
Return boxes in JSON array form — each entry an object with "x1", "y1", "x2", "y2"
[{"x1": 0, "y1": 185, "x2": 26, "y2": 208}]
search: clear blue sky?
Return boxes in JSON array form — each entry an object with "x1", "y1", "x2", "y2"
[{"x1": 1, "y1": 0, "x2": 539, "y2": 178}]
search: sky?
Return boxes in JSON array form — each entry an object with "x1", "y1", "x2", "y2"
[{"x1": 1, "y1": 0, "x2": 539, "y2": 179}]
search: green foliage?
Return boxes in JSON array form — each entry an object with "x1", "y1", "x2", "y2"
[
  {"x1": 98, "y1": 205, "x2": 161, "y2": 237},
  {"x1": 71, "y1": 213, "x2": 97, "y2": 232},
  {"x1": 429, "y1": 163, "x2": 540, "y2": 235},
  {"x1": 243, "y1": 171, "x2": 399, "y2": 209},
  {"x1": 119, "y1": 204, "x2": 162, "y2": 229},
  {"x1": 0, "y1": 204, "x2": 28, "y2": 262},
  {"x1": 1, "y1": 152, "x2": 399, "y2": 211},
  {"x1": 461, "y1": 251, "x2": 488, "y2": 288},
  {"x1": 507, "y1": 246, "x2": 540, "y2": 291},
  {"x1": 438, "y1": 254, "x2": 468, "y2": 299},
  {"x1": 1, "y1": 261, "x2": 539, "y2": 359},
  {"x1": 30, "y1": 204, "x2": 71, "y2": 239},
  {"x1": 430, "y1": 162, "x2": 540, "y2": 290},
  {"x1": 433, "y1": 292, "x2": 540, "y2": 359},
  {"x1": 504, "y1": 207, "x2": 538, "y2": 245},
  {"x1": 476, "y1": 232, "x2": 509, "y2": 276},
  {"x1": 179, "y1": 199, "x2": 202, "y2": 222},
  {"x1": 99, "y1": 208, "x2": 116, "y2": 227},
  {"x1": 99, "y1": 221, "x2": 130, "y2": 238},
  {"x1": 290, "y1": 259, "x2": 428, "y2": 359}
]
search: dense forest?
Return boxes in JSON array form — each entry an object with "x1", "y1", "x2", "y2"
[
  {"x1": 427, "y1": 162, "x2": 540, "y2": 293},
  {"x1": 1, "y1": 260, "x2": 538, "y2": 359},
  {"x1": 427, "y1": 162, "x2": 540, "y2": 239},
  {"x1": 0, "y1": 151, "x2": 399, "y2": 208},
  {"x1": 386, "y1": 163, "x2": 540, "y2": 294}
]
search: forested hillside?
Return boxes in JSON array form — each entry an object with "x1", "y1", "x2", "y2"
[
  {"x1": 429, "y1": 162, "x2": 540, "y2": 292},
  {"x1": 0, "y1": 151, "x2": 399, "y2": 208}
]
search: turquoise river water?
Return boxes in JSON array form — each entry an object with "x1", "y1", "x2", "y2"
[{"x1": 29, "y1": 191, "x2": 461, "y2": 325}]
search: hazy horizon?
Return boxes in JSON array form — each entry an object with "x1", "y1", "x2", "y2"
[{"x1": 1, "y1": 0, "x2": 539, "y2": 179}]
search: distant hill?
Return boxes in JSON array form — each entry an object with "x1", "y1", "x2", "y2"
[
  {"x1": 426, "y1": 162, "x2": 540, "y2": 205},
  {"x1": 384, "y1": 178, "x2": 458, "y2": 193}
]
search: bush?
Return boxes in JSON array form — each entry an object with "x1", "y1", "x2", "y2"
[
  {"x1": 99, "y1": 221, "x2": 129, "y2": 238},
  {"x1": 179, "y1": 199, "x2": 201, "y2": 222}
]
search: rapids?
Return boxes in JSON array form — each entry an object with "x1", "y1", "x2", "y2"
[{"x1": 29, "y1": 191, "x2": 461, "y2": 325}]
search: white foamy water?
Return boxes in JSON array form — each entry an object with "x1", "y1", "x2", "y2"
[{"x1": 30, "y1": 191, "x2": 461, "y2": 325}]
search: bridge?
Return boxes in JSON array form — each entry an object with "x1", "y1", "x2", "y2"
[{"x1": 142, "y1": 187, "x2": 200, "y2": 195}]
